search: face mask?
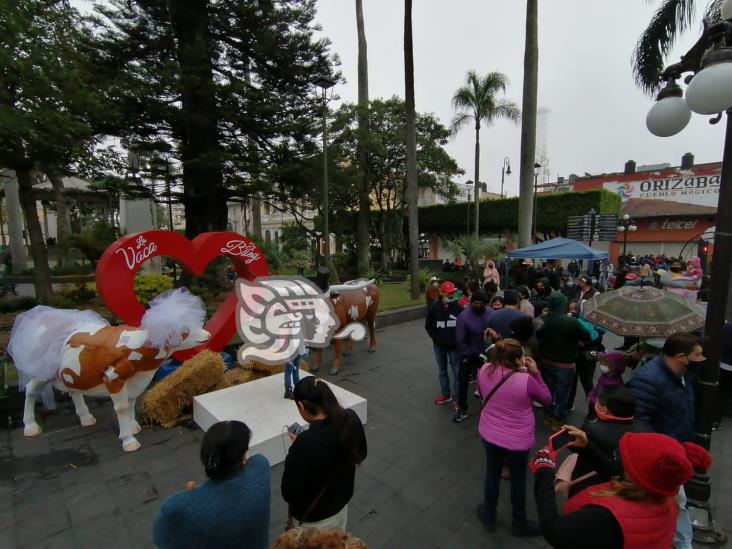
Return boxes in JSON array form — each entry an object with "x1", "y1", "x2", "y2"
[
  {"x1": 686, "y1": 358, "x2": 705, "y2": 368},
  {"x1": 670, "y1": 266, "x2": 682, "y2": 273},
  {"x1": 472, "y1": 305, "x2": 486, "y2": 314},
  {"x1": 442, "y1": 296, "x2": 453, "y2": 304},
  {"x1": 599, "y1": 365, "x2": 610, "y2": 374}
]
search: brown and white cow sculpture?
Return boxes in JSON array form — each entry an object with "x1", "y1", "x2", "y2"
[
  {"x1": 311, "y1": 279, "x2": 379, "y2": 374},
  {"x1": 7, "y1": 288, "x2": 209, "y2": 452}
]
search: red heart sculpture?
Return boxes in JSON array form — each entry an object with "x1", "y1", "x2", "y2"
[{"x1": 96, "y1": 230, "x2": 269, "y2": 359}]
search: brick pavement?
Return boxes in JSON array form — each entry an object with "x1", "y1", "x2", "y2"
[{"x1": 0, "y1": 320, "x2": 729, "y2": 548}]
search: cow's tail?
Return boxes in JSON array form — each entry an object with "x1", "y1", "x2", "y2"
[
  {"x1": 7, "y1": 306, "x2": 109, "y2": 382},
  {"x1": 333, "y1": 322, "x2": 367, "y2": 342}
]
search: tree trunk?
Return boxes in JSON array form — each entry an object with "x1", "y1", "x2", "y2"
[
  {"x1": 474, "y1": 124, "x2": 481, "y2": 237},
  {"x1": 0, "y1": 198, "x2": 6, "y2": 246},
  {"x1": 379, "y1": 213, "x2": 388, "y2": 269},
  {"x1": 518, "y1": 0, "x2": 539, "y2": 247},
  {"x1": 16, "y1": 168, "x2": 52, "y2": 303},
  {"x1": 355, "y1": 0, "x2": 371, "y2": 276},
  {"x1": 166, "y1": 0, "x2": 227, "y2": 238},
  {"x1": 404, "y1": 0, "x2": 420, "y2": 299},
  {"x1": 4, "y1": 175, "x2": 27, "y2": 273}
]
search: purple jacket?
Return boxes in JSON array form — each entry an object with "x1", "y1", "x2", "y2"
[
  {"x1": 456, "y1": 307, "x2": 493, "y2": 359},
  {"x1": 477, "y1": 364, "x2": 552, "y2": 451}
]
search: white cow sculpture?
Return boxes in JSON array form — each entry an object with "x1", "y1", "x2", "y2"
[{"x1": 7, "y1": 288, "x2": 210, "y2": 452}]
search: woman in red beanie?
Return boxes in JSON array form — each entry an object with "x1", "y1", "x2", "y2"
[{"x1": 531, "y1": 429, "x2": 711, "y2": 549}]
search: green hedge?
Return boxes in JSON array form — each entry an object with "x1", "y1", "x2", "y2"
[{"x1": 419, "y1": 189, "x2": 620, "y2": 236}]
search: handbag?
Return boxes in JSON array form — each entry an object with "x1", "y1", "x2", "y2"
[
  {"x1": 285, "y1": 469, "x2": 339, "y2": 531},
  {"x1": 478, "y1": 369, "x2": 517, "y2": 415}
]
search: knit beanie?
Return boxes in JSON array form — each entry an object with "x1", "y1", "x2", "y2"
[{"x1": 618, "y1": 432, "x2": 695, "y2": 497}]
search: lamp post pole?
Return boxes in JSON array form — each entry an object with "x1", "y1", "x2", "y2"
[
  {"x1": 531, "y1": 162, "x2": 541, "y2": 243},
  {"x1": 314, "y1": 76, "x2": 336, "y2": 269},
  {"x1": 643, "y1": 8, "x2": 732, "y2": 543},
  {"x1": 501, "y1": 157, "x2": 511, "y2": 199},
  {"x1": 616, "y1": 214, "x2": 637, "y2": 260},
  {"x1": 466, "y1": 181, "x2": 472, "y2": 234}
]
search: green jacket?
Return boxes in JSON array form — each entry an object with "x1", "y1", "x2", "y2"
[{"x1": 537, "y1": 292, "x2": 592, "y2": 363}]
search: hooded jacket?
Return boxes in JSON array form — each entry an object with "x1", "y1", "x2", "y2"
[
  {"x1": 425, "y1": 299, "x2": 463, "y2": 348},
  {"x1": 536, "y1": 292, "x2": 592, "y2": 364}
]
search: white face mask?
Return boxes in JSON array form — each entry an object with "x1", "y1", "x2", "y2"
[{"x1": 599, "y1": 365, "x2": 610, "y2": 374}]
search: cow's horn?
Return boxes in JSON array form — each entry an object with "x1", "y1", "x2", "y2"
[{"x1": 328, "y1": 279, "x2": 375, "y2": 293}]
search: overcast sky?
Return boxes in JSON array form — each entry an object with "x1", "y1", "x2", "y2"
[{"x1": 314, "y1": 0, "x2": 725, "y2": 197}]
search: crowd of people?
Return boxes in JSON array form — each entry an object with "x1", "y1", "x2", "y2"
[
  {"x1": 423, "y1": 256, "x2": 720, "y2": 547},
  {"x1": 149, "y1": 253, "x2": 725, "y2": 548}
]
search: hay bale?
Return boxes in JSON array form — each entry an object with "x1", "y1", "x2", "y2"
[
  {"x1": 143, "y1": 349, "x2": 225, "y2": 427},
  {"x1": 212, "y1": 366, "x2": 263, "y2": 391},
  {"x1": 242, "y1": 359, "x2": 284, "y2": 375}
]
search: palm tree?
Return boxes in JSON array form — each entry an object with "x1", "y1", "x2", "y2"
[
  {"x1": 451, "y1": 71, "x2": 520, "y2": 237},
  {"x1": 355, "y1": 0, "x2": 371, "y2": 276},
  {"x1": 404, "y1": 0, "x2": 420, "y2": 299},
  {"x1": 444, "y1": 234, "x2": 503, "y2": 277},
  {"x1": 633, "y1": 0, "x2": 724, "y2": 94},
  {"x1": 518, "y1": 0, "x2": 538, "y2": 248}
]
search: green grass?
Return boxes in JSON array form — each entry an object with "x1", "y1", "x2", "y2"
[{"x1": 378, "y1": 281, "x2": 425, "y2": 311}]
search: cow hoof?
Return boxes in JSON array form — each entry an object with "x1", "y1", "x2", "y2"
[
  {"x1": 24, "y1": 424, "x2": 42, "y2": 437},
  {"x1": 368, "y1": 347, "x2": 376, "y2": 353},
  {"x1": 80, "y1": 415, "x2": 97, "y2": 428},
  {"x1": 309, "y1": 365, "x2": 320, "y2": 372},
  {"x1": 130, "y1": 421, "x2": 141, "y2": 434},
  {"x1": 122, "y1": 438, "x2": 141, "y2": 452},
  {"x1": 329, "y1": 368, "x2": 340, "y2": 375}
]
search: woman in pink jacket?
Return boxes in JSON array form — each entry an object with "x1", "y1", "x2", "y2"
[
  {"x1": 476, "y1": 338, "x2": 551, "y2": 537},
  {"x1": 483, "y1": 259, "x2": 501, "y2": 289}
]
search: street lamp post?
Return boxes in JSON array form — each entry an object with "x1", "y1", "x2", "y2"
[
  {"x1": 616, "y1": 214, "x2": 637, "y2": 260},
  {"x1": 313, "y1": 76, "x2": 336, "y2": 268},
  {"x1": 465, "y1": 180, "x2": 472, "y2": 234},
  {"x1": 644, "y1": 5, "x2": 732, "y2": 543},
  {"x1": 501, "y1": 157, "x2": 511, "y2": 199},
  {"x1": 531, "y1": 162, "x2": 541, "y2": 243}
]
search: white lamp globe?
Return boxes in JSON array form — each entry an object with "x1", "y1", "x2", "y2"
[
  {"x1": 722, "y1": 0, "x2": 732, "y2": 20},
  {"x1": 617, "y1": 225, "x2": 626, "y2": 232},
  {"x1": 646, "y1": 95, "x2": 691, "y2": 137},
  {"x1": 686, "y1": 58, "x2": 732, "y2": 114}
]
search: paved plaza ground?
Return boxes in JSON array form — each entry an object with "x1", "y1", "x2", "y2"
[{"x1": 1, "y1": 319, "x2": 730, "y2": 548}]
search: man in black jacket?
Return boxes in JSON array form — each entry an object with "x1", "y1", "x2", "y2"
[{"x1": 425, "y1": 281, "x2": 463, "y2": 406}]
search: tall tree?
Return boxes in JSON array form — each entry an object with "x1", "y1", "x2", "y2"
[
  {"x1": 517, "y1": 0, "x2": 539, "y2": 247},
  {"x1": 355, "y1": 0, "x2": 371, "y2": 275},
  {"x1": 327, "y1": 97, "x2": 461, "y2": 266},
  {"x1": 0, "y1": 0, "x2": 108, "y2": 301},
  {"x1": 93, "y1": 0, "x2": 335, "y2": 237},
  {"x1": 451, "y1": 71, "x2": 520, "y2": 238},
  {"x1": 404, "y1": 0, "x2": 420, "y2": 298},
  {"x1": 633, "y1": 0, "x2": 724, "y2": 94}
]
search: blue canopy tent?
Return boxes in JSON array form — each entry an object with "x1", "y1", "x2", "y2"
[
  {"x1": 506, "y1": 237, "x2": 608, "y2": 260},
  {"x1": 505, "y1": 237, "x2": 609, "y2": 285}
]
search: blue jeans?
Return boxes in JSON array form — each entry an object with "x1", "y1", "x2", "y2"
[
  {"x1": 541, "y1": 362, "x2": 576, "y2": 421},
  {"x1": 433, "y1": 343, "x2": 459, "y2": 399},
  {"x1": 674, "y1": 486, "x2": 693, "y2": 548},
  {"x1": 481, "y1": 439, "x2": 530, "y2": 526},
  {"x1": 285, "y1": 355, "x2": 301, "y2": 390}
]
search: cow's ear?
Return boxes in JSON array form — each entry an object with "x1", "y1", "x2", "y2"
[{"x1": 235, "y1": 279, "x2": 275, "y2": 315}]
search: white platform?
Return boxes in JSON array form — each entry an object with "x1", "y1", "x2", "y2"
[{"x1": 193, "y1": 373, "x2": 367, "y2": 467}]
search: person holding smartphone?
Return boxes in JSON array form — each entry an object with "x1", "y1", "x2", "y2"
[
  {"x1": 282, "y1": 376, "x2": 367, "y2": 530},
  {"x1": 475, "y1": 338, "x2": 551, "y2": 537}
]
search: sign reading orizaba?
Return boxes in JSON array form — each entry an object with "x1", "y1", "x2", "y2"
[{"x1": 605, "y1": 173, "x2": 720, "y2": 208}]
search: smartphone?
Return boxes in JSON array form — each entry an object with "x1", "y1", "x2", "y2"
[
  {"x1": 548, "y1": 428, "x2": 573, "y2": 453},
  {"x1": 288, "y1": 422, "x2": 304, "y2": 436}
]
